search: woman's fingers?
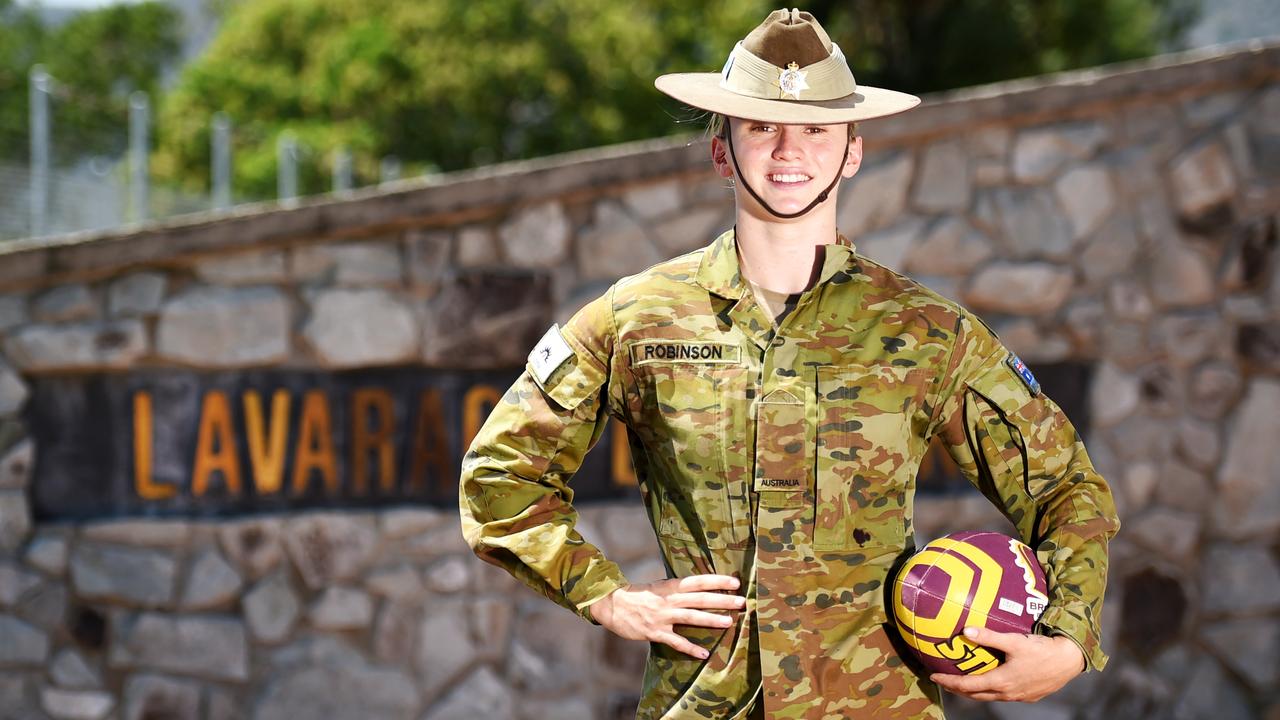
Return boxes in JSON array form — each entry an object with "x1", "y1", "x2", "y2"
[
  {"x1": 663, "y1": 575, "x2": 745, "y2": 614},
  {"x1": 666, "y1": 591, "x2": 747, "y2": 610},
  {"x1": 672, "y1": 574, "x2": 741, "y2": 593},
  {"x1": 595, "y1": 576, "x2": 745, "y2": 654},
  {"x1": 654, "y1": 630, "x2": 712, "y2": 660},
  {"x1": 667, "y1": 608, "x2": 736, "y2": 628}
]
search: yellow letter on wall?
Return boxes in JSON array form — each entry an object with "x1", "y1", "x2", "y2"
[
  {"x1": 133, "y1": 391, "x2": 177, "y2": 500},
  {"x1": 192, "y1": 390, "x2": 243, "y2": 497},
  {"x1": 611, "y1": 419, "x2": 637, "y2": 487},
  {"x1": 292, "y1": 390, "x2": 338, "y2": 496},
  {"x1": 244, "y1": 389, "x2": 290, "y2": 495},
  {"x1": 461, "y1": 384, "x2": 502, "y2": 454},
  {"x1": 408, "y1": 388, "x2": 451, "y2": 493}
]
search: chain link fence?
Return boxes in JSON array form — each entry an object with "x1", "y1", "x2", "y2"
[{"x1": 1, "y1": 65, "x2": 405, "y2": 244}]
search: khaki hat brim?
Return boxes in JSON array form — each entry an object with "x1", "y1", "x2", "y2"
[{"x1": 655, "y1": 72, "x2": 920, "y2": 124}]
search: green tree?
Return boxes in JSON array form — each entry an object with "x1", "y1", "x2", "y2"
[
  {"x1": 0, "y1": 0, "x2": 182, "y2": 165},
  {"x1": 812, "y1": 0, "x2": 1199, "y2": 95},
  {"x1": 0, "y1": 0, "x2": 49, "y2": 161},
  {"x1": 154, "y1": 0, "x2": 772, "y2": 198},
  {"x1": 155, "y1": 0, "x2": 1197, "y2": 199}
]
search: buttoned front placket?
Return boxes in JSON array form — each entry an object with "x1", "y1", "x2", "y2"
[
  {"x1": 710, "y1": 237, "x2": 861, "y2": 716},
  {"x1": 764, "y1": 250, "x2": 859, "y2": 714},
  {"x1": 689, "y1": 230, "x2": 864, "y2": 718},
  {"x1": 706, "y1": 281, "x2": 770, "y2": 720}
]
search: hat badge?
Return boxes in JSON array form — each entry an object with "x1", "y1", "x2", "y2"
[{"x1": 778, "y1": 61, "x2": 809, "y2": 100}]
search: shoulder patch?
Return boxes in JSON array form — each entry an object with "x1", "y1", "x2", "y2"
[
  {"x1": 1005, "y1": 352, "x2": 1041, "y2": 396},
  {"x1": 529, "y1": 325, "x2": 575, "y2": 385}
]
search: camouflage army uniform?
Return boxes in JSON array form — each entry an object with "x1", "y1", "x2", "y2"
[{"x1": 460, "y1": 229, "x2": 1119, "y2": 719}]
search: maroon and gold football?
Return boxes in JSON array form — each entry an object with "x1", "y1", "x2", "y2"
[{"x1": 891, "y1": 531, "x2": 1049, "y2": 675}]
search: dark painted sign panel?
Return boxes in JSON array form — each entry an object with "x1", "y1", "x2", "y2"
[
  {"x1": 28, "y1": 368, "x2": 636, "y2": 520},
  {"x1": 27, "y1": 364, "x2": 1089, "y2": 520}
]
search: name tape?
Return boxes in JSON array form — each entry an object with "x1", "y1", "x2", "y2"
[{"x1": 629, "y1": 342, "x2": 741, "y2": 366}]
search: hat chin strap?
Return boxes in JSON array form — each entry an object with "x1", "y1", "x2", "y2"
[{"x1": 725, "y1": 131, "x2": 849, "y2": 220}]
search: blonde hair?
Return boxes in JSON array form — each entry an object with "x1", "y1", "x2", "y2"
[{"x1": 706, "y1": 113, "x2": 858, "y2": 140}]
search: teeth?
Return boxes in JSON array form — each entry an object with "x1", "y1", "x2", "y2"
[{"x1": 770, "y1": 173, "x2": 811, "y2": 183}]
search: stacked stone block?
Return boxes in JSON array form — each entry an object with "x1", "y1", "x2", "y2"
[{"x1": 0, "y1": 506, "x2": 662, "y2": 720}]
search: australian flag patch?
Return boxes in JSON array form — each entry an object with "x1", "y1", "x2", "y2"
[{"x1": 1005, "y1": 352, "x2": 1041, "y2": 396}]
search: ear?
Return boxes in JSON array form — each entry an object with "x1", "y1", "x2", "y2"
[
  {"x1": 710, "y1": 134, "x2": 734, "y2": 179},
  {"x1": 842, "y1": 135, "x2": 864, "y2": 179}
]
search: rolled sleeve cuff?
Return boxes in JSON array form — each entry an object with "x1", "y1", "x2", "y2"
[
  {"x1": 1036, "y1": 603, "x2": 1108, "y2": 672},
  {"x1": 567, "y1": 563, "x2": 629, "y2": 625}
]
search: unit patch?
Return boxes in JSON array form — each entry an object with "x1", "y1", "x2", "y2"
[
  {"x1": 629, "y1": 342, "x2": 741, "y2": 366},
  {"x1": 1005, "y1": 352, "x2": 1041, "y2": 396},
  {"x1": 528, "y1": 325, "x2": 575, "y2": 384}
]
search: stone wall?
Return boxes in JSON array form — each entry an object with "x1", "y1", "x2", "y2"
[{"x1": 0, "y1": 40, "x2": 1278, "y2": 720}]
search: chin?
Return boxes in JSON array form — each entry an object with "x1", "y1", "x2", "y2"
[
  {"x1": 765, "y1": 192, "x2": 827, "y2": 214},
  {"x1": 747, "y1": 203, "x2": 807, "y2": 221}
]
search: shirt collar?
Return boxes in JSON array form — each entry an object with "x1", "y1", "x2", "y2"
[{"x1": 695, "y1": 228, "x2": 858, "y2": 299}]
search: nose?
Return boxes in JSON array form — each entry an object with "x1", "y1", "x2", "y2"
[{"x1": 771, "y1": 126, "x2": 802, "y2": 160}]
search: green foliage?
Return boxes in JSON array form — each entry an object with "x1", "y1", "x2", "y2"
[
  {"x1": 155, "y1": 0, "x2": 772, "y2": 198},
  {"x1": 0, "y1": 1, "x2": 182, "y2": 165},
  {"x1": 0, "y1": 0, "x2": 48, "y2": 159},
  {"x1": 156, "y1": 0, "x2": 1198, "y2": 199},
  {"x1": 813, "y1": 0, "x2": 1200, "y2": 94}
]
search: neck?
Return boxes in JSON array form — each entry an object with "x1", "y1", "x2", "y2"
[{"x1": 734, "y1": 210, "x2": 839, "y2": 294}]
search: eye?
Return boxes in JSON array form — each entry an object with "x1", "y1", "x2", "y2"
[
  {"x1": 805, "y1": 126, "x2": 827, "y2": 134},
  {"x1": 751, "y1": 123, "x2": 776, "y2": 133}
]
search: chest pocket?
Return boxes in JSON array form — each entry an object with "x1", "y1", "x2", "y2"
[
  {"x1": 635, "y1": 361, "x2": 750, "y2": 547},
  {"x1": 814, "y1": 364, "x2": 919, "y2": 551}
]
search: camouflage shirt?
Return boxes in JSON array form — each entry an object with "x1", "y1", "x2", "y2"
[{"x1": 460, "y1": 229, "x2": 1119, "y2": 719}]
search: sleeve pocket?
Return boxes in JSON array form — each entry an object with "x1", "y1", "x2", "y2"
[{"x1": 963, "y1": 365, "x2": 1030, "y2": 497}]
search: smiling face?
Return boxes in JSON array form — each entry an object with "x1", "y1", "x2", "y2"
[{"x1": 711, "y1": 117, "x2": 863, "y2": 221}]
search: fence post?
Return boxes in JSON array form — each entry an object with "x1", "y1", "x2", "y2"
[
  {"x1": 211, "y1": 113, "x2": 232, "y2": 210},
  {"x1": 29, "y1": 65, "x2": 50, "y2": 237},
  {"x1": 333, "y1": 146, "x2": 353, "y2": 194},
  {"x1": 129, "y1": 92, "x2": 150, "y2": 223},
  {"x1": 277, "y1": 133, "x2": 298, "y2": 203},
  {"x1": 379, "y1": 155, "x2": 401, "y2": 186}
]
